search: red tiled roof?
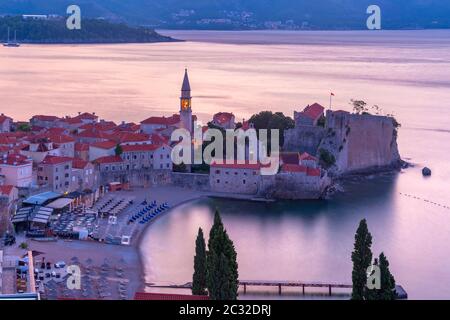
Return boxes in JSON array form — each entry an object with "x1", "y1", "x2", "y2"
[
  {"x1": 60, "y1": 117, "x2": 82, "y2": 125},
  {"x1": 90, "y1": 140, "x2": 117, "y2": 150},
  {"x1": 41, "y1": 155, "x2": 73, "y2": 165},
  {"x1": 121, "y1": 144, "x2": 162, "y2": 152},
  {"x1": 80, "y1": 121, "x2": 116, "y2": 132},
  {"x1": 213, "y1": 112, "x2": 234, "y2": 125},
  {"x1": 281, "y1": 164, "x2": 321, "y2": 176},
  {"x1": 133, "y1": 292, "x2": 209, "y2": 301},
  {"x1": 0, "y1": 185, "x2": 14, "y2": 196},
  {"x1": 281, "y1": 164, "x2": 307, "y2": 173},
  {"x1": 75, "y1": 143, "x2": 89, "y2": 152},
  {"x1": 93, "y1": 155, "x2": 123, "y2": 164},
  {"x1": 46, "y1": 128, "x2": 66, "y2": 135},
  {"x1": 72, "y1": 158, "x2": 89, "y2": 169},
  {"x1": 0, "y1": 135, "x2": 16, "y2": 145},
  {"x1": 74, "y1": 112, "x2": 98, "y2": 121},
  {"x1": 280, "y1": 152, "x2": 300, "y2": 165},
  {"x1": 0, "y1": 154, "x2": 31, "y2": 166},
  {"x1": 0, "y1": 146, "x2": 10, "y2": 153},
  {"x1": 302, "y1": 103, "x2": 325, "y2": 121},
  {"x1": 300, "y1": 152, "x2": 318, "y2": 162},
  {"x1": 31, "y1": 115, "x2": 61, "y2": 122},
  {"x1": 141, "y1": 114, "x2": 180, "y2": 126},
  {"x1": 45, "y1": 134, "x2": 75, "y2": 144},
  {"x1": 150, "y1": 133, "x2": 169, "y2": 145}
]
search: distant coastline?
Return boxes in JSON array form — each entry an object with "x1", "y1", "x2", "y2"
[{"x1": 0, "y1": 16, "x2": 180, "y2": 44}]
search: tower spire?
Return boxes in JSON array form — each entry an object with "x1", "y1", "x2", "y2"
[{"x1": 181, "y1": 68, "x2": 191, "y2": 94}]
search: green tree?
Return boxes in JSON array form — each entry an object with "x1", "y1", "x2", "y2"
[
  {"x1": 249, "y1": 111, "x2": 294, "y2": 147},
  {"x1": 192, "y1": 228, "x2": 208, "y2": 296},
  {"x1": 207, "y1": 210, "x2": 239, "y2": 300},
  {"x1": 351, "y1": 219, "x2": 373, "y2": 300},
  {"x1": 378, "y1": 252, "x2": 396, "y2": 300},
  {"x1": 115, "y1": 144, "x2": 123, "y2": 156}
]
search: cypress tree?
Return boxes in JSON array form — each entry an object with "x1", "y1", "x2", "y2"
[
  {"x1": 206, "y1": 210, "x2": 239, "y2": 300},
  {"x1": 192, "y1": 228, "x2": 208, "y2": 295},
  {"x1": 378, "y1": 252, "x2": 396, "y2": 300},
  {"x1": 351, "y1": 219, "x2": 373, "y2": 300}
]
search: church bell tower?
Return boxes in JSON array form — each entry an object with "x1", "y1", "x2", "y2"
[{"x1": 180, "y1": 69, "x2": 193, "y2": 133}]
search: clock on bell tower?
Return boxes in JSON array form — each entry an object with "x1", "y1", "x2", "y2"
[{"x1": 179, "y1": 68, "x2": 193, "y2": 133}]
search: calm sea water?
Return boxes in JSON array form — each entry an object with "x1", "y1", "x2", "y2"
[{"x1": 1, "y1": 30, "x2": 450, "y2": 299}]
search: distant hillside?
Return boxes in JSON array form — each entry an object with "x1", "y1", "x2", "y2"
[
  {"x1": 1, "y1": 0, "x2": 450, "y2": 30},
  {"x1": 0, "y1": 16, "x2": 176, "y2": 43}
]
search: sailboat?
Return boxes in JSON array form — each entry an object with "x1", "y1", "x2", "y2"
[{"x1": 3, "y1": 28, "x2": 21, "y2": 47}]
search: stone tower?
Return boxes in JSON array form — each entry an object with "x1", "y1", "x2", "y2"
[{"x1": 180, "y1": 69, "x2": 193, "y2": 133}]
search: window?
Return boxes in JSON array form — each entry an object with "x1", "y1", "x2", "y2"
[
  {"x1": 65, "y1": 173, "x2": 69, "y2": 178},
  {"x1": 216, "y1": 179, "x2": 220, "y2": 183},
  {"x1": 166, "y1": 164, "x2": 169, "y2": 168},
  {"x1": 243, "y1": 179, "x2": 246, "y2": 184},
  {"x1": 55, "y1": 176, "x2": 59, "y2": 181},
  {"x1": 215, "y1": 170, "x2": 220, "y2": 174},
  {"x1": 65, "y1": 165, "x2": 69, "y2": 170}
]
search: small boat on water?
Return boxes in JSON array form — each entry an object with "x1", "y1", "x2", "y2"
[{"x1": 3, "y1": 28, "x2": 21, "y2": 47}]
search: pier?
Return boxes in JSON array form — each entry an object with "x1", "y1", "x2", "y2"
[{"x1": 147, "y1": 280, "x2": 408, "y2": 298}]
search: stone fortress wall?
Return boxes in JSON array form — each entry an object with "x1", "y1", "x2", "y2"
[{"x1": 320, "y1": 110, "x2": 401, "y2": 176}]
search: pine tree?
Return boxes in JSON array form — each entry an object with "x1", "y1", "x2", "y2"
[
  {"x1": 351, "y1": 219, "x2": 373, "y2": 300},
  {"x1": 378, "y1": 252, "x2": 396, "y2": 300},
  {"x1": 206, "y1": 210, "x2": 239, "y2": 300},
  {"x1": 192, "y1": 228, "x2": 208, "y2": 295}
]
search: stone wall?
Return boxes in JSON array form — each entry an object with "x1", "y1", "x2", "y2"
[
  {"x1": 258, "y1": 172, "x2": 329, "y2": 200},
  {"x1": 171, "y1": 172, "x2": 210, "y2": 191},
  {"x1": 284, "y1": 125, "x2": 325, "y2": 155},
  {"x1": 319, "y1": 111, "x2": 401, "y2": 176}
]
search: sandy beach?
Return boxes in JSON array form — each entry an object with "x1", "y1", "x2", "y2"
[{"x1": 3, "y1": 185, "x2": 206, "y2": 299}]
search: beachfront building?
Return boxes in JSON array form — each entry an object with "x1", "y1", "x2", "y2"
[
  {"x1": 37, "y1": 155, "x2": 74, "y2": 193},
  {"x1": 89, "y1": 140, "x2": 117, "y2": 161},
  {"x1": 71, "y1": 158, "x2": 98, "y2": 192},
  {"x1": 212, "y1": 112, "x2": 236, "y2": 129},
  {"x1": 0, "y1": 154, "x2": 33, "y2": 188},
  {"x1": 210, "y1": 162, "x2": 262, "y2": 194},
  {"x1": 294, "y1": 103, "x2": 325, "y2": 126},
  {"x1": 0, "y1": 114, "x2": 12, "y2": 133},
  {"x1": 94, "y1": 155, "x2": 126, "y2": 185}
]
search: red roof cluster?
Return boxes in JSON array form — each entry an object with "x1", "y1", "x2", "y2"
[
  {"x1": 41, "y1": 155, "x2": 73, "y2": 165},
  {"x1": 0, "y1": 154, "x2": 30, "y2": 166},
  {"x1": 141, "y1": 114, "x2": 180, "y2": 126},
  {"x1": 90, "y1": 140, "x2": 117, "y2": 150}
]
